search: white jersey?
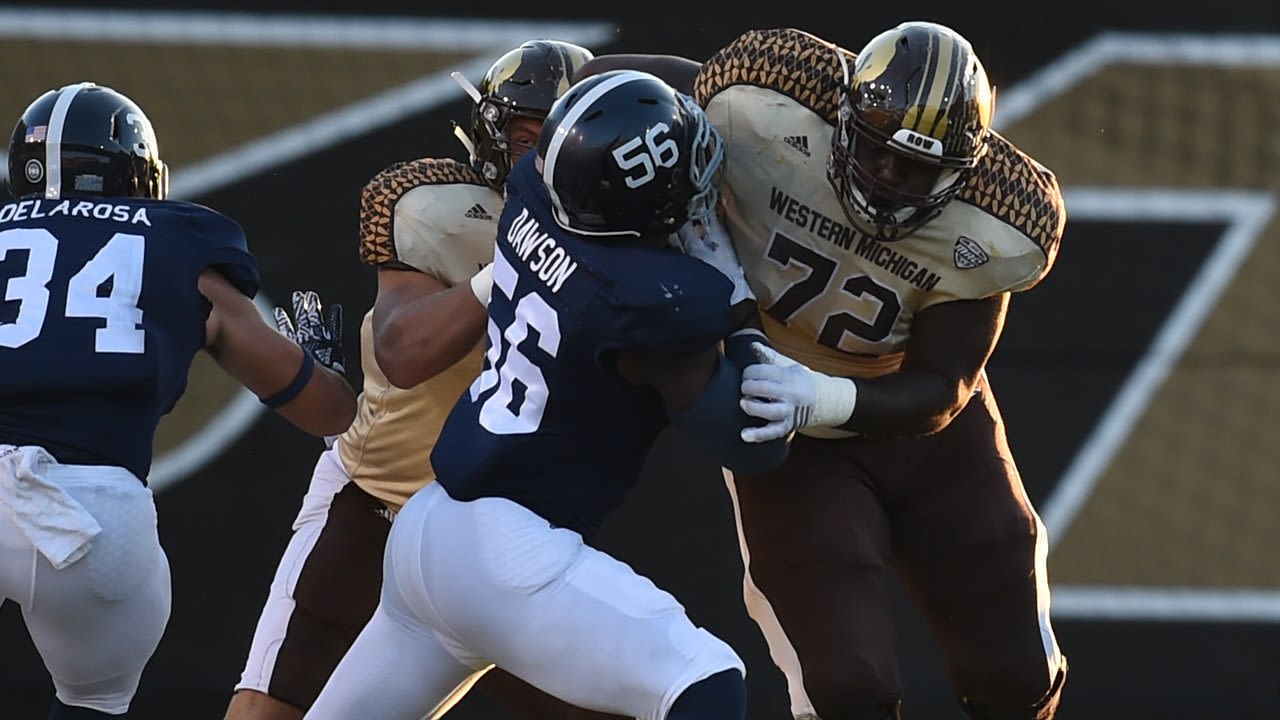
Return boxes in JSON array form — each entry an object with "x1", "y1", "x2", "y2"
[
  {"x1": 338, "y1": 157, "x2": 498, "y2": 510},
  {"x1": 695, "y1": 28, "x2": 1066, "y2": 378}
]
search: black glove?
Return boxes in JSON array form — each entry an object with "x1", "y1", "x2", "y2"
[{"x1": 274, "y1": 290, "x2": 345, "y2": 376}]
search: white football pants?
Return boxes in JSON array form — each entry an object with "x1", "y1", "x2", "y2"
[
  {"x1": 306, "y1": 481, "x2": 743, "y2": 720},
  {"x1": 0, "y1": 447, "x2": 170, "y2": 715}
]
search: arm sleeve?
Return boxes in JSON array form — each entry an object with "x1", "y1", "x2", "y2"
[
  {"x1": 358, "y1": 158, "x2": 494, "y2": 284},
  {"x1": 600, "y1": 254, "x2": 738, "y2": 356},
  {"x1": 668, "y1": 355, "x2": 789, "y2": 473},
  {"x1": 190, "y1": 205, "x2": 259, "y2": 298}
]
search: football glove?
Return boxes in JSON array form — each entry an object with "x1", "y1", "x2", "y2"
[
  {"x1": 675, "y1": 215, "x2": 755, "y2": 306},
  {"x1": 274, "y1": 290, "x2": 346, "y2": 376},
  {"x1": 739, "y1": 343, "x2": 858, "y2": 443}
]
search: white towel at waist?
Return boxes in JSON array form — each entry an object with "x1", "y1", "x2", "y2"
[{"x1": 0, "y1": 445, "x2": 103, "y2": 569}]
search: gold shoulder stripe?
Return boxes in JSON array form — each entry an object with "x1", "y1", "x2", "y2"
[
  {"x1": 957, "y1": 132, "x2": 1066, "y2": 267},
  {"x1": 358, "y1": 157, "x2": 484, "y2": 265},
  {"x1": 693, "y1": 28, "x2": 854, "y2": 124}
]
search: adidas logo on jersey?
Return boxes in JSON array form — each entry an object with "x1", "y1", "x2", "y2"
[
  {"x1": 464, "y1": 203, "x2": 493, "y2": 221},
  {"x1": 954, "y1": 236, "x2": 991, "y2": 269},
  {"x1": 783, "y1": 135, "x2": 811, "y2": 157}
]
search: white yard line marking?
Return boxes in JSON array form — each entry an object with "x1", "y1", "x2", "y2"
[
  {"x1": 8, "y1": 21, "x2": 1280, "y2": 615},
  {"x1": 0, "y1": 8, "x2": 612, "y2": 490}
]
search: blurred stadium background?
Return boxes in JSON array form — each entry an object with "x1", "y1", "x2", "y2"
[{"x1": 2, "y1": 1, "x2": 1279, "y2": 718}]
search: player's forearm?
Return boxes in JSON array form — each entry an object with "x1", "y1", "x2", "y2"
[
  {"x1": 374, "y1": 283, "x2": 487, "y2": 389},
  {"x1": 835, "y1": 369, "x2": 971, "y2": 438},
  {"x1": 273, "y1": 361, "x2": 358, "y2": 436},
  {"x1": 670, "y1": 355, "x2": 789, "y2": 473}
]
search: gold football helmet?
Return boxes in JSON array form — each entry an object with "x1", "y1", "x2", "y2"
[
  {"x1": 828, "y1": 21, "x2": 994, "y2": 241},
  {"x1": 452, "y1": 40, "x2": 594, "y2": 190}
]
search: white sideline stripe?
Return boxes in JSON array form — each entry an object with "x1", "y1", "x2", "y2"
[
  {"x1": 170, "y1": 55, "x2": 499, "y2": 199},
  {"x1": 1053, "y1": 587, "x2": 1280, "y2": 623},
  {"x1": 987, "y1": 33, "x2": 1280, "y2": 622},
  {"x1": 0, "y1": 10, "x2": 608, "y2": 486},
  {"x1": 995, "y1": 32, "x2": 1280, "y2": 130},
  {"x1": 9, "y1": 22, "x2": 1280, "y2": 624},
  {"x1": 1040, "y1": 188, "x2": 1276, "y2": 546},
  {"x1": 0, "y1": 8, "x2": 616, "y2": 51},
  {"x1": 149, "y1": 293, "x2": 276, "y2": 492}
]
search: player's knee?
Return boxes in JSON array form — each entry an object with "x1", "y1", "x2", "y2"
[
  {"x1": 667, "y1": 669, "x2": 746, "y2": 720},
  {"x1": 47, "y1": 699, "x2": 116, "y2": 719},
  {"x1": 959, "y1": 661, "x2": 1067, "y2": 720}
]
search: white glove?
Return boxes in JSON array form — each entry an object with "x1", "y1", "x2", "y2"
[
  {"x1": 675, "y1": 216, "x2": 754, "y2": 305},
  {"x1": 739, "y1": 343, "x2": 858, "y2": 443}
]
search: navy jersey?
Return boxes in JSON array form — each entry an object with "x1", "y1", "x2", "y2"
[
  {"x1": 0, "y1": 195, "x2": 259, "y2": 481},
  {"x1": 431, "y1": 154, "x2": 735, "y2": 537}
]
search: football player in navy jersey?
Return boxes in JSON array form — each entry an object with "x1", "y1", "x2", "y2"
[
  {"x1": 577, "y1": 23, "x2": 1068, "y2": 720},
  {"x1": 0, "y1": 82, "x2": 356, "y2": 719},
  {"x1": 225, "y1": 40, "x2": 620, "y2": 720},
  {"x1": 305, "y1": 70, "x2": 786, "y2": 720}
]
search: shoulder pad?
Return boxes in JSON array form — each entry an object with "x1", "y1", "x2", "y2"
[
  {"x1": 172, "y1": 201, "x2": 260, "y2": 297},
  {"x1": 359, "y1": 158, "x2": 486, "y2": 266},
  {"x1": 694, "y1": 28, "x2": 853, "y2": 125},
  {"x1": 604, "y1": 252, "x2": 735, "y2": 355},
  {"x1": 957, "y1": 132, "x2": 1066, "y2": 288}
]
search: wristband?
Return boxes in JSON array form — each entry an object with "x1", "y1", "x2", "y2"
[
  {"x1": 260, "y1": 351, "x2": 315, "y2": 409},
  {"x1": 724, "y1": 328, "x2": 768, "y2": 371},
  {"x1": 470, "y1": 264, "x2": 494, "y2": 306},
  {"x1": 810, "y1": 372, "x2": 858, "y2": 428}
]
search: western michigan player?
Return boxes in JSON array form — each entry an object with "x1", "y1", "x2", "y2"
[
  {"x1": 224, "y1": 41, "x2": 622, "y2": 720},
  {"x1": 0, "y1": 83, "x2": 356, "y2": 719},
  {"x1": 579, "y1": 22, "x2": 1068, "y2": 720},
  {"x1": 306, "y1": 69, "x2": 786, "y2": 720}
]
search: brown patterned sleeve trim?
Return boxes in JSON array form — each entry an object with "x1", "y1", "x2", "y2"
[
  {"x1": 358, "y1": 157, "x2": 484, "y2": 266},
  {"x1": 693, "y1": 27, "x2": 852, "y2": 124},
  {"x1": 956, "y1": 133, "x2": 1066, "y2": 267}
]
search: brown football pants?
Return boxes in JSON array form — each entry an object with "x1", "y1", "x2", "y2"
[{"x1": 726, "y1": 377, "x2": 1067, "y2": 719}]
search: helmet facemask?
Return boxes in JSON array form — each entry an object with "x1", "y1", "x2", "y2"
[
  {"x1": 828, "y1": 90, "x2": 973, "y2": 242},
  {"x1": 826, "y1": 22, "x2": 994, "y2": 242},
  {"x1": 679, "y1": 92, "x2": 725, "y2": 230},
  {"x1": 451, "y1": 40, "x2": 595, "y2": 191},
  {"x1": 469, "y1": 97, "x2": 547, "y2": 187}
]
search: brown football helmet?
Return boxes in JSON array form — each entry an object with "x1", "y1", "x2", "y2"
[{"x1": 828, "y1": 21, "x2": 994, "y2": 241}]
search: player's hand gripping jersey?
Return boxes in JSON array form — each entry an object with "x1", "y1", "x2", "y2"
[
  {"x1": 431, "y1": 153, "x2": 737, "y2": 538},
  {"x1": 339, "y1": 158, "x2": 499, "y2": 509},
  {"x1": 0, "y1": 196, "x2": 258, "y2": 480},
  {"x1": 694, "y1": 28, "x2": 1065, "y2": 379}
]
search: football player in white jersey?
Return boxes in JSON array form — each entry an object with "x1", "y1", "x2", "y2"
[
  {"x1": 306, "y1": 68, "x2": 787, "y2": 720},
  {"x1": 223, "y1": 40, "x2": 621, "y2": 720},
  {"x1": 578, "y1": 22, "x2": 1068, "y2": 720}
]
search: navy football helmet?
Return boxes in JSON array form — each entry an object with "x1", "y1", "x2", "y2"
[
  {"x1": 828, "y1": 21, "x2": 993, "y2": 241},
  {"x1": 537, "y1": 70, "x2": 724, "y2": 238},
  {"x1": 454, "y1": 40, "x2": 595, "y2": 190},
  {"x1": 8, "y1": 82, "x2": 168, "y2": 201}
]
